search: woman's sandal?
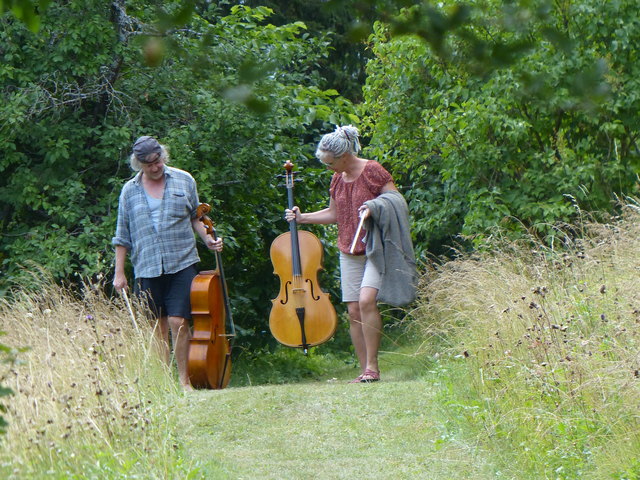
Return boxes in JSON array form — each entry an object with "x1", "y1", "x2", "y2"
[
  {"x1": 360, "y1": 369, "x2": 380, "y2": 383},
  {"x1": 348, "y1": 373, "x2": 365, "y2": 384}
]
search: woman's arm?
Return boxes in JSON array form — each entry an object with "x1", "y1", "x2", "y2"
[
  {"x1": 381, "y1": 181, "x2": 398, "y2": 193},
  {"x1": 358, "y1": 181, "x2": 399, "y2": 219},
  {"x1": 286, "y1": 197, "x2": 337, "y2": 225}
]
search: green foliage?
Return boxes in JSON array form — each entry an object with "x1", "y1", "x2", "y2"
[
  {"x1": 0, "y1": 337, "x2": 15, "y2": 436},
  {"x1": 415, "y1": 210, "x2": 640, "y2": 478},
  {"x1": 0, "y1": 0, "x2": 50, "y2": 32},
  {"x1": 231, "y1": 344, "x2": 349, "y2": 385},
  {"x1": 0, "y1": 2, "x2": 354, "y2": 339},
  {"x1": 0, "y1": 280, "x2": 199, "y2": 478},
  {"x1": 362, "y1": 0, "x2": 640, "y2": 254},
  {"x1": 218, "y1": 0, "x2": 373, "y2": 101}
]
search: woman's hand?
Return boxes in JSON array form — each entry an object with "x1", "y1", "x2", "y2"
[
  {"x1": 284, "y1": 206, "x2": 302, "y2": 223},
  {"x1": 357, "y1": 205, "x2": 370, "y2": 220}
]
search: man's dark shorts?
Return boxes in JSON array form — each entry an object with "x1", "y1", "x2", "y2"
[{"x1": 136, "y1": 264, "x2": 198, "y2": 319}]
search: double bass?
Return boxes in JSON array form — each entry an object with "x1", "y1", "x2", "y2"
[
  {"x1": 188, "y1": 203, "x2": 235, "y2": 389},
  {"x1": 269, "y1": 160, "x2": 337, "y2": 353}
]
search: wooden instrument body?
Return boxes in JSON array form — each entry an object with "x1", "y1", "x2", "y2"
[
  {"x1": 188, "y1": 270, "x2": 231, "y2": 389},
  {"x1": 269, "y1": 230, "x2": 337, "y2": 348},
  {"x1": 187, "y1": 203, "x2": 234, "y2": 390},
  {"x1": 268, "y1": 160, "x2": 338, "y2": 352}
]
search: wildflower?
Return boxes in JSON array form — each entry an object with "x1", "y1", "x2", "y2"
[{"x1": 532, "y1": 286, "x2": 547, "y2": 297}]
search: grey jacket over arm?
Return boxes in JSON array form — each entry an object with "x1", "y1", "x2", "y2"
[{"x1": 364, "y1": 190, "x2": 418, "y2": 306}]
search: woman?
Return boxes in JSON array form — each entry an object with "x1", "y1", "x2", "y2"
[{"x1": 285, "y1": 125, "x2": 414, "y2": 383}]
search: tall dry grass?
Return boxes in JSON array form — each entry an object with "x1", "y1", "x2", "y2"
[
  {"x1": 415, "y1": 207, "x2": 640, "y2": 478},
  {"x1": 0, "y1": 272, "x2": 192, "y2": 479}
]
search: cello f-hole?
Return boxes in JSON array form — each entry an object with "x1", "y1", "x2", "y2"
[
  {"x1": 306, "y1": 278, "x2": 320, "y2": 301},
  {"x1": 279, "y1": 281, "x2": 292, "y2": 305}
]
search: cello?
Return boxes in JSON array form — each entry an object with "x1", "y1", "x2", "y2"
[
  {"x1": 188, "y1": 203, "x2": 235, "y2": 389},
  {"x1": 269, "y1": 160, "x2": 337, "y2": 353}
]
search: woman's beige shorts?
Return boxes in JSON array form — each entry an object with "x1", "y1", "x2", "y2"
[{"x1": 339, "y1": 252, "x2": 381, "y2": 303}]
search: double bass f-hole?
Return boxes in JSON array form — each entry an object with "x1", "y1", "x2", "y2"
[
  {"x1": 268, "y1": 160, "x2": 337, "y2": 354},
  {"x1": 187, "y1": 203, "x2": 235, "y2": 389}
]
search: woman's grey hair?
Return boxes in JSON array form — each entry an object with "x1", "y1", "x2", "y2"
[
  {"x1": 129, "y1": 145, "x2": 170, "y2": 171},
  {"x1": 315, "y1": 125, "x2": 361, "y2": 163}
]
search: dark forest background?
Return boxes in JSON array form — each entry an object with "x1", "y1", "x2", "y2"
[{"x1": 2, "y1": 0, "x2": 640, "y2": 349}]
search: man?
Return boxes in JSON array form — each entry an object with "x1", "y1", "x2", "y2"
[{"x1": 112, "y1": 135, "x2": 222, "y2": 390}]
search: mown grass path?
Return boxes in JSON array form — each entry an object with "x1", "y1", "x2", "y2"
[{"x1": 177, "y1": 370, "x2": 495, "y2": 479}]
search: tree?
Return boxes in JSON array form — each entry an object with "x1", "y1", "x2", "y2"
[
  {"x1": 217, "y1": 0, "x2": 372, "y2": 102},
  {"x1": 361, "y1": 0, "x2": 640, "y2": 253},
  {"x1": 0, "y1": 0, "x2": 51, "y2": 32},
  {"x1": 0, "y1": 1, "x2": 356, "y2": 342}
]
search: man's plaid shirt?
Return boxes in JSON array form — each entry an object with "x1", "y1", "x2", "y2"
[{"x1": 112, "y1": 166, "x2": 201, "y2": 279}]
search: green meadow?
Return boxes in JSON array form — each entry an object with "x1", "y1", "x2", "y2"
[{"x1": 1, "y1": 209, "x2": 639, "y2": 479}]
